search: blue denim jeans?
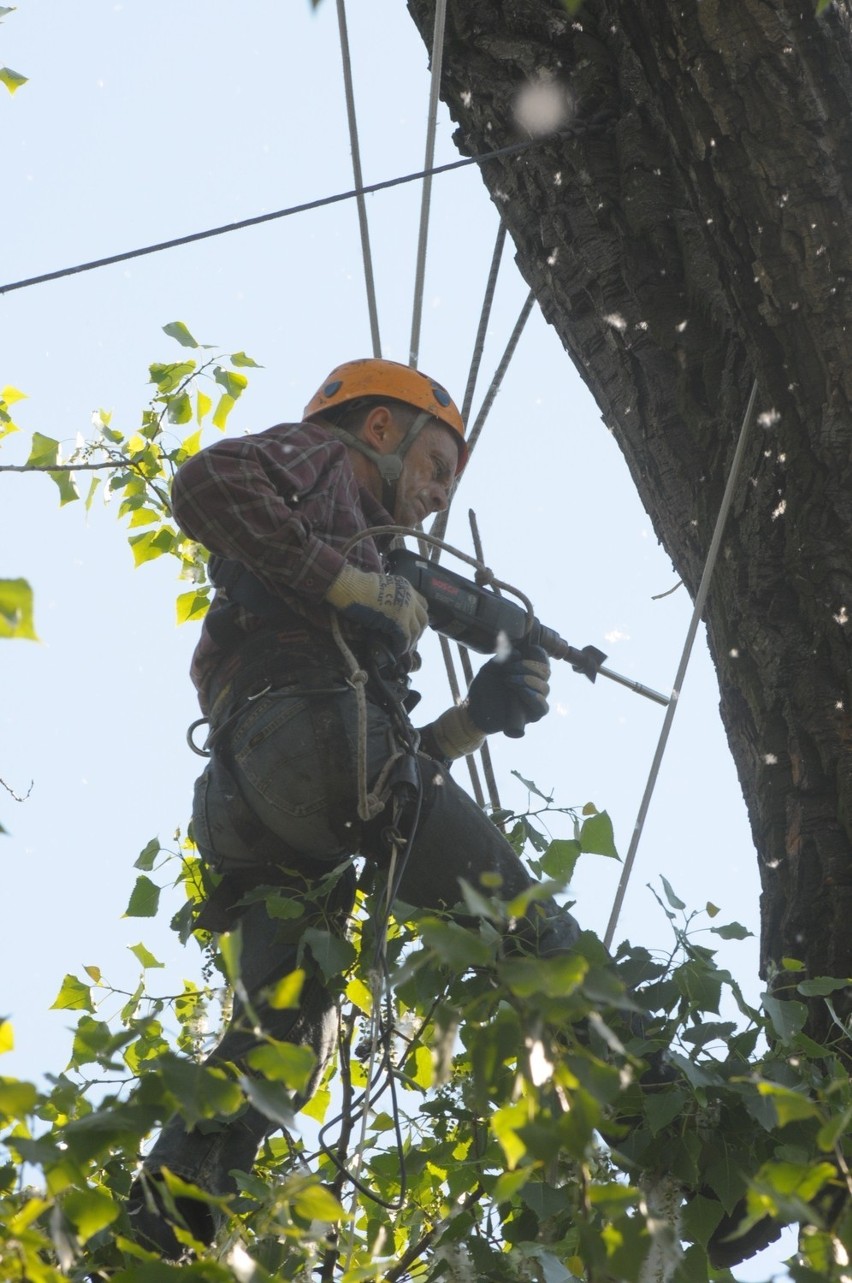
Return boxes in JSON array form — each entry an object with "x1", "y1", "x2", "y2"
[{"x1": 141, "y1": 682, "x2": 580, "y2": 1200}]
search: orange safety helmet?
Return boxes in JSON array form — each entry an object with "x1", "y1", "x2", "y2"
[{"x1": 304, "y1": 358, "x2": 467, "y2": 473}]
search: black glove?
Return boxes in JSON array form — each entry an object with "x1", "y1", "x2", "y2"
[{"x1": 467, "y1": 644, "x2": 550, "y2": 738}]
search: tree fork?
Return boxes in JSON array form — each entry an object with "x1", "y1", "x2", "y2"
[{"x1": 406, "y1": 0, "x2": 852, "y2": 1008}]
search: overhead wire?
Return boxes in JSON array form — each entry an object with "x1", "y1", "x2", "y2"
[
  {"x1": 409, "y1": 0, "x2": 448, "y2": 369},
  {"x1": 0, "y1": 133, "x2": 569, "y2": 298},
  {"x1": 603, "y1": 379, "x2": 760, "y2": 949},
  {"x1": 336, "y1": 0, "x2": 382, "y2": 357}
]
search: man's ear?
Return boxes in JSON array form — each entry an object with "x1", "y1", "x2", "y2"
[{"x1": 360, "y1": 405, "x2": 399, "y2": 454}]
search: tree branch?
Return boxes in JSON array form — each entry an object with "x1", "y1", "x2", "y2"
[{"x1": 0, "y1": 459, "x2": 134, "y2": 473}]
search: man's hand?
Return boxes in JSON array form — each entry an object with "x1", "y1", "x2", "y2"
[
  {"x1": 467, "y1": 644, "x2": 551, "y2": 736},
  {"x1": 325, "y1": 565, "x2": 428, "y2": 655}
]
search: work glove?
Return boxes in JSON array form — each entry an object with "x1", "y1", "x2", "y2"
[
  {"x1": 325, "y1": 564, "x2": 428, "y2": 656},
  {"x1": 467, "y1": 643, "x2": 551, "y2": 738}
]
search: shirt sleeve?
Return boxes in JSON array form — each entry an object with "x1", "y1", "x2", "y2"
[{"x1": 171, "y1": 429, "x2": 347, "y2": 603}]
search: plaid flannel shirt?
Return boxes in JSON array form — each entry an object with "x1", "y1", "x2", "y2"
[{"x1": 171, "y1": 419, "x2": 392, "y2": 704}]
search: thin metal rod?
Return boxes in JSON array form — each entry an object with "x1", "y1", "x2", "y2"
[
  {"x1": 429, "y1": 289, "x2": 535, "y2": 551},
  {"x1": 596, "y1": 665, "x2": 670, "y2": 707},
  {"x1": 409, "y1": 0, "x2": 448, "y2": 368},
  {"x1": 603, "y1": 379, "x2": 759, "y2": 949},
  {"x1": 336, "y1": 0, "x2": 381, "y2": 357},
  {"x1": 461, "y1": 223, "x2": 507, "y2": 425}
]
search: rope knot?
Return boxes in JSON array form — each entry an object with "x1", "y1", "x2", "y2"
[
  {"x1": 346, "y1": 667, "x2": 369, "y2": 688},
  {"x1": 474, "y1": 565, "x2": 495, "y2": 588}
]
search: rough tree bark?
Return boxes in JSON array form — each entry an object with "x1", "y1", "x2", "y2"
[{"x1": 407, "y1": 0, "x2": 852, "y2": 1016}]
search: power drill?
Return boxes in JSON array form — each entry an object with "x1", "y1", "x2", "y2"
[{"x1": 387, "y1": 548, "x2": 670, "y2": 717}]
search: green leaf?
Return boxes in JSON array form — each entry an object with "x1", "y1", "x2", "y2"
[
  {"x1": 705, "y1": 901, "x2": 720, "y2": 917},
  {"x1": 660, "y1": 875, "x2": 686, "y2": 910},
  {"x1": 0, "y1": 1020, "x2": 12, "y2": 1054},
  {"x1": 123, "y1": 875, "x2": 161, "y2": 918},
  {"x1": 797, "y1": 976, "x2": 851, "y2": 996},
  {"x1": 680, "y1": 1193, "x2": 726, "y2": 1248},
  {"x1": 293, "y1": 1183, "x2": 345, "y2": 1222},
  {"x1": 0, "y1": 578, "x2": 37, "y2": 640},
  {"x1": 268, "y1": 968, "x2": 305, "y2": 1010},
  {"x1": 756, "y1": 1080, "x2": 819, "y2": 1126},
  {"x1": 540, "y1": 838, "x2": 581, "y2": 882},
  {"x1": 26, "y1": 432, "x2": 79, "y2": 504},
  {"x1": 644, "y1": 1087, "x2": 688, "y2": 1135},
  {"x1": 50, "y1": 974, "x2": 94, "y2": 1013},
  {"x1": 510, "y1": 770, "x2": 552, "y2": 802},
  {"x1": 63, "y1": 1188, "x2": 119, "y2": 1243},
  {"x1": 711, "y1": 921, "x2": 753, "y2": 940},
  {"x1": 300, "y1": 927, "x2": 357, "y2": 979},
  {"x1": 230, "y1": 351, "x2": 262, "y2": 368},
  {"x1": 149, "y1": 360, "x2": 195, "y2": 394},
  {"x1": 580, "y1": 810, "x2": 619, "y2": 858},
  {"x1": 418, "y1": 919, "x2": 493, "y2": 970},
  {"x1": 218, "y1": 926, "x2": 242, "y2": 985},
  {"x1": 498, "y1": 952, "x2": 587, "y2": 998},
  {"x1": 245, "y1": 1040, "x2": 316, "y2": 1092},
  {"x1": 675, "y1": 960, "x2": 722, "y2": 1014},
  {"x1": 212, "y1": 392, "x2": 236, "y2": 430},
  {"x1": 0, "y1": 66, "x2": 27, "y2": 93},
  {"x1": 817, "y1": 1105, "x2": 852, "y2": 1151},
  {"x1": 128, "y1": 942, "x2": 164, "y2": 969},
  {"x1": 134, "y1": 837, "x2": 161, "y2": 871},
  {"x1": 166, "y1": 390, "x2": 192, "y2": 425},
  {"x1": 213, "y1": 366, "x2": 249, "y2": 398},
  {"x1": 162, "y1": 320, "x2": 200, "y2": 349},
  {"x1": 240, "y1": 1076, "x2": 297, "y2": 1130},
  {"x1": 762, "y1": 992, "x2": 808, "y2": 1041},
  {"x1": 176, "y1": 589, "x2": 209, "y2": 625},
  {"x1": 0, "y1": 1077, "x2": 37, "y2": 1121},
  {"x1": 158, "y1": 1054, "x2": 243, "y2": 1126},
  {"x1": 128, "y1": 527, "x2": 175, "y2": 566},
  {"x1": 196, "y1": 390, "x2": 212, "y2": 424},
  {"x1": 26, "y1": 433, "x2": 60, "y2": 467}
]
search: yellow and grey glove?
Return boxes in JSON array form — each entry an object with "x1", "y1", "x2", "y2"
[
  {"x1": 325, "y1": 564, "x2": 428, "y2": 655},
  {"x1": 427, "y1": 703, "x2": 486, "y2": 761}
]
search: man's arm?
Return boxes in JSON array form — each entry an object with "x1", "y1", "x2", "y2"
[
  {"x1": 171, "y1": 431, "x2": 348, "y2": 604},
  {"x1": 420, "y1": 647, "x2": 551, "y2": 760}
]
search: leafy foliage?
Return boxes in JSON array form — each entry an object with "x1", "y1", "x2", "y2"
[
  {"x1": 2, "y1": 333, "x2": 851, "y2": 1281},
  {"x1": 0, "y1": 6, "x2": 27, "y2": 94}
]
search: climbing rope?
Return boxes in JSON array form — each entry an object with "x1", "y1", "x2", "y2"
[
  {"x1": 409, "y1": 0, "x2": 448, "y2": 368},
  {"x1": 336, "y1": 0, "x2": 382, "y2": 358},
  {"x1": 603, "y1": 379, "x2": 759, "y2": 949}
]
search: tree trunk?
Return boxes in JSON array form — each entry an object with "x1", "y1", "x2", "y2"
[{"x1": 407, "y1": 0, "x2": 852, "y2": 1015}]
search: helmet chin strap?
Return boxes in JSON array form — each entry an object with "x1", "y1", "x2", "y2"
[{"x1": 324, "y1": 411, "x2": 433, "y2": 516}]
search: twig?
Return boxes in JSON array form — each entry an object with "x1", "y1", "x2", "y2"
[
  {"x1": 651, "y1": 580, "x2": 683, "y2": 601},
  {"x1": 0, "y1": 459, "x2": 135, "y2": 473},
  {"x1": 0, "y1": 777, "x2": 33, "y2": 803},
  {"x1": 383, "y1": 1184, "x2": 485, "y2": 1282}
]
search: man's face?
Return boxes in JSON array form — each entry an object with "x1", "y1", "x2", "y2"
[{"x1": 393, "y1": 421, "x2": 459, "y2": 526}]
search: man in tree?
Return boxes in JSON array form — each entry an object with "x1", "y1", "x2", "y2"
[{"x1": 128, "y1": 357, "x2": 578, "y2": 1256}]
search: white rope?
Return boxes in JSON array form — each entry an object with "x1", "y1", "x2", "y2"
[
  {"x1": 603, "y1": 379, "x2": 759, "y2": 949},
  {"x1": 409, "y1": 0, "x2": 448, "y2": 368},
  {"x1": 336, "y1": 0, "x2": 382, "y2": 357}
]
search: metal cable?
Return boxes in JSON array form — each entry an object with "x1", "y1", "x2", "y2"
[
  {"x1": 461, "y1": 222, "x2": 507, "y2": 426},
  {"x1": 429, "y1": 285, "x2": 534, "y2": 552},
  {"x1": 409, "y1": 0, "x2": 448, "y2": 368},
  {"x1": 336, "y1": 0, "x2": 382, "y2": 357},
  {"x1": 0, "y1": 133, "x2": 570, "y2": 297},
  {"x1": 603, "y1": 379, "x2": 759, "y2": 949}
]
